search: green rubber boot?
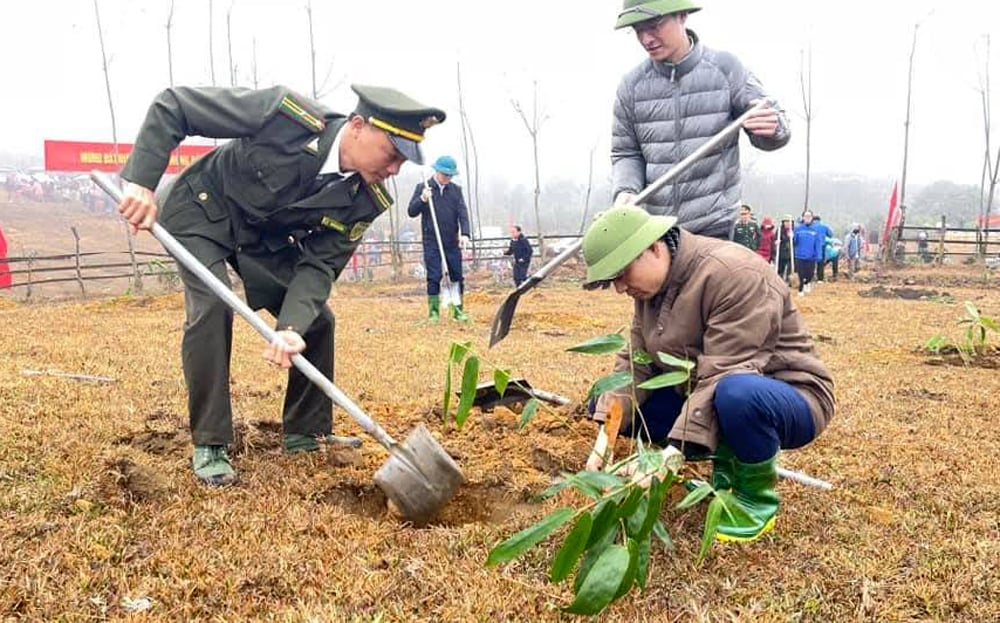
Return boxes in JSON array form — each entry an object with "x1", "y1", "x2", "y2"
[
  {"x1": 284, "y1": 433, "x2": 319, "y2": 454},
  {"x1": 192, "y1": 445, "x2": 237, "y2": 487},
  {"x1": 715, "y1": 453, "x2": 780, "y2": 543},
  {"x1": 451, "y1": 303, "x2": 471, "y2": 323},
  {"x1": 428, "y1": 295, "x2": 440, "y2": 324},
  {"x1": 711, "y1": 444, "x2": 737, "y2": 491}
]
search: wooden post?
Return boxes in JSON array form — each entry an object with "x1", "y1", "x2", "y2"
[
  {"x1": 25, "y1": 248, "x2": 34, "y2": 300},
  {"x1": 71, "y1": 226, "x2": 86, "y2": 296},
  {"x1": 937, "y1": 215, "x2": 946, "y2": 265}
]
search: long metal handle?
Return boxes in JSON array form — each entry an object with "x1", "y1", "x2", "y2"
[
  {"x1": 526, "y1": 99, "x2": 774, "y2": 279},
  {"x1": 423, "y1": 177, "x2": 452, "y2": 281},
  {"x1": 90, "y1": 171, "x2": 399, "y2": 451}
]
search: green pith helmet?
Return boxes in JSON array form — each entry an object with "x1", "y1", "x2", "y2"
[
  {"x1": 615, "y1": 0, "x2": 702, "y2": 30},
  {"x1": 582, "y1": 206, "x2": 677, "y2": 286}
]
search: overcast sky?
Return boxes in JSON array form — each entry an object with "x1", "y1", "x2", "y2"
[{"x1": 2, "y1": 0, "x2": 997, "y2": 191}]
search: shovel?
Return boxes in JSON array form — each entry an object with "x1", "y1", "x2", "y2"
[
  {"x1": 92, "y1": 171, "x2": 464, "y2": 526},
  {"x1": 424, "y1": 176, "x2": 462, "y2": 311},
  {"x1": 488, "y1": 98, "x2": 775, "y2": 348}
]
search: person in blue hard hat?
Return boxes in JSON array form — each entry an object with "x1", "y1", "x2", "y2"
[{"x1": 407, "y1": 155, "x2": 472, "y2": 323}]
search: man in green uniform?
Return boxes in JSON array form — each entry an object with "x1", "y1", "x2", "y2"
[{"x1": 117, "y1": 84, "x2": 445, "y2": 486}]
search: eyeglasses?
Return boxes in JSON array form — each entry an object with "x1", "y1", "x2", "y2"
[{"x1": 631, "y1": 14, "x2": 672, "y2": 36}]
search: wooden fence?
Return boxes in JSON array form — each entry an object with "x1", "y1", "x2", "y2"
[
  {"x1": 894, "y1": 217, "x2": 1000, "y2": 263},
  {"x1": 0, "y1": 231, "x2": 582, "y2": 299}
]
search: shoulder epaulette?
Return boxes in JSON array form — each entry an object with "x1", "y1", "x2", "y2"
[
  {"x1": 279, "y1": 94, "x2": 325, "y2": 133},
  {"x1": 366, "y1": 182, "x2": 394, "y2": 212}
]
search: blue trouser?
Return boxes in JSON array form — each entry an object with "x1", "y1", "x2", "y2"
[
  {"x1": 423, "y1": 243, "x2": 464, "y2": 296},
  {"x1": 612, "y1": 374, "x2": 817, "y2": 463},
  {"x1": 513, "y1": 259, "x2": 530, "y2": 286}
]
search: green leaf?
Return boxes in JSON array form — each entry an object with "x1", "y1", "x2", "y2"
[
  {"x1": 964, "y1": 301, "x2": 981, "y2": 322},
  {"x1": 538, "y1": 477, "x2": 571, "y2": 500},
  {"x1": 550, "y1": 513, "x2": 594, "y2": 583},
  {"x1": 625, "y1": 496, "x2": 648, "y2": 537},
  {"x1": 585, "y1": 500, "x2": 619, "y2": 548},
  {"x1": 652, "y1": 519, "x2": 674, "y2": 551},
  {"x1": 587, "y1": 371, "x2": 633, "y2": 402},
  {"x1": 493, "y1": 368, "x2": 511, "y2": 398},
  {"x1": 637, "y1": 477, "x2": 668, "y2": 539},
  {"x1": 636, "y1": 535, "x2": 652, "y2": 591},
  {"x1": 617, "y1": 487, "x2": 645, "y2": 519},
  {"x1": 449, "y1": 341, "x2": 472, "y2": 364},
  {"x1": 636, "y1": 370, "x2": 690, "y2": 390},
  {"x1": 981, "y1": 316, "x2": 999, "y2": 332},
  {"x1": 564, "y1": 544, "x2": 631, "y2": 615},
  {"x1": 676, "y1": 482, "x2": 714, "y2": 511},
  {"x1": 454, "y1": 356, "x2": 480, "y2": 429},
  {"x1": 698, "y1": 496, "x2": 724, "y2": 564},
  {"x1": 517, "y1": 398, "x2": 541, "y2": 432},
  {"x1": 614, "y1": 538, "x2": 641, "y2": 600},
  {"x1": 486, "y1": 507, "x2": 576, "y2": 567},
  {"x1": 443, "y1": 358, "x2": 453, "y2": 424},
  {"x1": 657, "y1": 351, "x2": 695, "y2": 370},
  {"x1": 566, "y1": 333, "x2": 626, "y2": 355},
  {"x1": 632, "y1": 350, "x2": 654, "y2": 365},
  {"x1": 568, "y1": 470, "x2": 625, "y2": 496}
]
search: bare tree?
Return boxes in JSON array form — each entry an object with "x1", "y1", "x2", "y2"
[
  {"x1": 207, "y1": 0, "x2": 217, "y2": 85},
  {"x1": 799, "y1": 44, "x2": 813, "y2": 213},
  {"x1": 165, "y1": 0, "x2": 175, "y2": 86},
  {"x1": 456, "y1": 61, "x2": 483, "y2": 265},
  {"x1": 886, "y1": 22, "x2": 920, "y2": 263},
  {"x1": 226, "y1": 2, "x2": 237, "y2": 86},
  {"x1": 578, "y1": 140, "x2": 599, "y2": 234},
  {"x1": 251, "y1": 36, "x2": 259, "y2": 89},
  {"x1": 511, "y1": 81, "x2": 546, "y2": 257},
  {"x1": 387, "y1": 178, "x2": 403, "y2": 280},
  {"x1": 303, "y1": 2, "x2": 344, "y2": 99},
  {"x1": 94, "y1": 0, "x2": 142, "y2": 294},
  {"x1": 976, "y1": 35, "x2": 1000, "y2": 255}
]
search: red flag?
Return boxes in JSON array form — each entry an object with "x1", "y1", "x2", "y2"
[
  {"x1": 0, "y1": 223, "x2": 11, "y2": 289},
  {"x1": 882, "y1": 182, "x2": 900, "y2": 249}
]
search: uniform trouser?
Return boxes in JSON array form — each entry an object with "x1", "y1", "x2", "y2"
[
  {"x1": 176, "y1": 239, "x2": 334, "y2": 446},
  {"x1": 513, "y1": 259, "x2": 530, "y2": 286},
  {"x1": 618, "y1": 375, "x2": 816, "y2": 463},
  {"x1": 423, "y1": 243, "x2": 464, "y2": 296},
  {"x1": 796, "y1": 259, "x2": 816, "y2": 292}
]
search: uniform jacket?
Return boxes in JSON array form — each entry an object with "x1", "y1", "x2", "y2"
[
  {"x1": 407, "y1": 178, "x2": 470, "y2": 248},
  {"x1": 612, "y1": 30, "x2": 790, "y2": 239},
  {"x1": 505, "y1": 234, "x2": 533, "y2": 263},
  {"x1": 594, "y1": 231, "x2": 835, "y2": 450},
  {"x1": 121, "y1": 85, "x2": 392, "y2": 334},
  {"x1": 729, "y1": 218, "x2": 760, "y2": 251}
]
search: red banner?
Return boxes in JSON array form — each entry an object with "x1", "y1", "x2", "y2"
[
  {"x1": 44, "y1": 140, "x2": 215, "y2": 174},
  {"x1": 881, "y1": 182, "x2": 900, "y2": 249}
]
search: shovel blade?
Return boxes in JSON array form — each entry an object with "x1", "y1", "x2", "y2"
[
  {"x1": 373, "y1": 424, "x2": 465, "y2": 526},
  {"x1": 488, "y1": 275, "x2": 541, "y2": 347}
]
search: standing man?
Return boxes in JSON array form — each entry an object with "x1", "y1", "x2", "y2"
[
  {"x1": 407, "y1": 155, "x2": 471, "y2": 323},
  {"x1": 611, "y1": 0, "x2": 790, "y2": 239},
  {"x1": 793, "y1": 211, "x2": 822, "y2": 296},
  {"x1": 846, "y1": 224, "x2": 864, "y2": 278},
  {"x1": 116, "y1": 84, "x2": 445, "y2": 486},
  {"x1": 812, "y1": 215, "x2": 834, "y2": 283},
  {"x1": 729, "y1": 204, "x2": 761, "y2": 252},
  {"x1": 776, "y1": 214, "x2": 795, "y2": 283},
  {"x1": 504, "y1": 224, "x2": 533, "y2": 286}
]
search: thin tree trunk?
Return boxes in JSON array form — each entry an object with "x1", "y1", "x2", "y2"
[
  {"x1": 165, "y1": 0, "x2": 175, "y2": 86},
  {"x1": 72, "y1": 227, "x2": 85, "y2": 296},
  {"x1": 977, "y1": 35, "x2": 999, "y2": 254},
  {"x1": 895, "y1": 23, "x2": 919, "y2": 261},
  {"x1": 94, "y1": 0, "x2": 141, "y2": 294},
  {"x1": 306, "y1": 1, "x2": 317, "y2": 98},
  {"x1": 251, "y1": 37, "x2": 259, "y2": 89},
  {"x1": 799, "y1": 45, "x2": 813, "y2": 213},
  {"x1": 227, "y1": 2, "x2": 236, "y2": 86},
  {"x1": 511, "y1": 81, "x2": 545, "y2": 258},
  {"x1": 208, "y1": 0, "x2": 216, "y2": 86},
  {"x1": 456, "y1": 62, "x2": 483, "y2": 266},
  {"x1": 388, "y1": 177, "x2": 401, "y2": 280}
]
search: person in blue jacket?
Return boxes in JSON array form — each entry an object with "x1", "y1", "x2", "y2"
[
  {"x1": 812, "y1": 215, "x2": 834, "y2": 283},
  {"x1": 407, "y1": 155, "x2": 471, "y2": 322},
  {"x1": 793, "y1": 210, "x2": 822, "y2": 296}
]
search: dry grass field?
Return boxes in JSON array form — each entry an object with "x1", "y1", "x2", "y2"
[{"x1": 2, "y1": 258, "x2": 1000, "y2": 621}]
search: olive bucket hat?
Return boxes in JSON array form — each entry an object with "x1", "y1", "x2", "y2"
[
  {"x1": 582, "y1": 206, "x2": 677, "y2": 288},
  {"x1": 615, "y1": 0, "x2": 702, "y2": 30}
]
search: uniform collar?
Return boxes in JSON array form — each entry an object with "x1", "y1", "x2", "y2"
[{"x1": 319, "y1": 123, "x2": 350, "y2": 177}]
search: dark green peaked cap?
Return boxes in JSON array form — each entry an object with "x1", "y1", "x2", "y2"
[{"x1": 351, "y1": 84, "x2": 446, "y2": 165}]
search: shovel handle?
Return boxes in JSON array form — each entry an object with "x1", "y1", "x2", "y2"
[{"x1": 90, "y1": 171, "x2": 400, "y2": 451}]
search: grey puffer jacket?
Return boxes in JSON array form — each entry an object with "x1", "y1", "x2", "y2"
[{"x1": 612, "y1": 31, "x2": 790, "y2": 239}]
